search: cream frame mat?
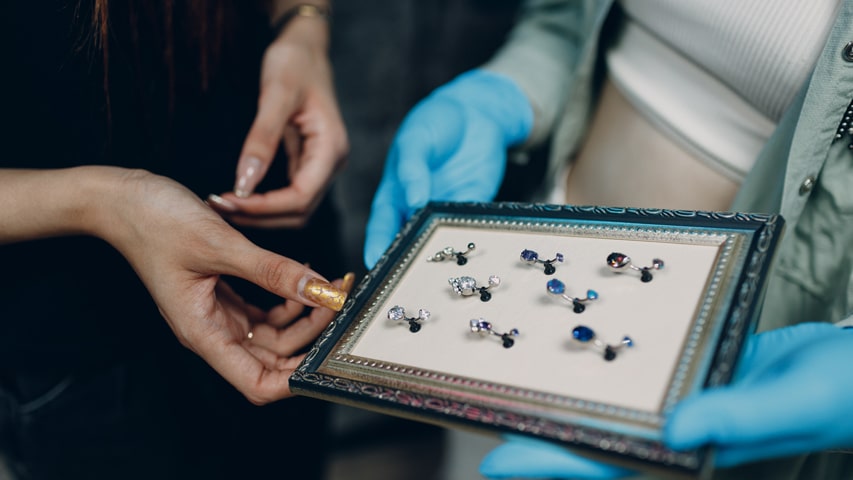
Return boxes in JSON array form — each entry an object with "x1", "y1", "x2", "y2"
[{"x1": 291, "y1": 202, "x2": 784, "y2": 479}]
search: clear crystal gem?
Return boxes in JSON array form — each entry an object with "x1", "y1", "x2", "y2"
[
  {"x1": 387, "y1": 306, "x2": 405, "y2": 322},
  {"x1": 450, "y1": 276, "x2": 478, "y2": 295}
]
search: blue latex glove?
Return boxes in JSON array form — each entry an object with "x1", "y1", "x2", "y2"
[
  {"x1": 480, "y1": 435, "x2": 635, "y2": 479},
  {"x1": 479, "y1": 322, "x2": 853, "y2": 478},
  {"x1": 666, "y1": 321, "x2": 853, "y2": 467},
  {"x1": 363, "y1": 69, "x2": 533, "y2": 268}
]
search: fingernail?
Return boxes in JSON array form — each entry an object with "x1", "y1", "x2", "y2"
[
  {"x1": 299, "y1": 276, "x2": 347, "y2": 311},
  {"x1": 234, "y1": 156, "x2": 264, "y2": 198},
  {"x1": 206, "y1": 194, "x2": 238, "y2": 212},
  {"x1": 341, "y1": 272, "x2": 356, "y2": 294}
]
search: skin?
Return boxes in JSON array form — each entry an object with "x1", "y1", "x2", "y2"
[
  {"x1": 208, "y1": 2, "x2": 349, "y2": 228},
  {"x1": 0, "y1": 166, "x2": 344, "y2": 405}
]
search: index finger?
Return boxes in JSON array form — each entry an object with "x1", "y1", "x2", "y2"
[{"x1": 215, "y1": 236, "x2": 347, "y2": 312}]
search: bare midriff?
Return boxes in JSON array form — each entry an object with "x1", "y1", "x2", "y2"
[{"x1": 564, "y1": 78, "x2": 740, "y2": 212}]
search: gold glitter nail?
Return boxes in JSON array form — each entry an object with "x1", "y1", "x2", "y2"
[
  {"x1": 302, "y1": 278, "x2": 347, "y2": 311},
  {"x1": 341, "y1": 272, "x2": 356, "y2": 294}
]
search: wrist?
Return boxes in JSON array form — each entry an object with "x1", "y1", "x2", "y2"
[
  {"x1": 442, "y1": 69, "x2": 534, "y2": 147},
  {"x1": 72, "y1": 166, "x2": 139, "y2": 241},
  {"x1": 270, "y1": 3, "x2": 331, "y2": 50}
]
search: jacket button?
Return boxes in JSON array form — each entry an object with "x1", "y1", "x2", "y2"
[
  {"x1": 844, "y1": 41, "x2": 853, "y2": 62},
  {"x1": 799, "y1": 175, "x2": 816, "y2": 195}
]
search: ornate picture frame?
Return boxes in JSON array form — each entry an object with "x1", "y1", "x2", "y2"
[{"x1": 291, "y1": 202, "x2": 785, "y2": 478}]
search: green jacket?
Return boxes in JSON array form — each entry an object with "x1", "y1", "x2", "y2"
[{"x1": 486, "y1": 1, "x2": 853, "y2": 478}]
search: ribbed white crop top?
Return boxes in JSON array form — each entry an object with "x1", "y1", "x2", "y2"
[{"x1": 608, "y1": 0, "x2": 840, "y2": 180}]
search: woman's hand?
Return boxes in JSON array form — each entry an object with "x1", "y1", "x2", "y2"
[
  {"x1": 208, "y1": 15, "x2": 348, "y2": 228},
  {"x1": 98, "y1": 168, "x2": 348, "y2": 404}
]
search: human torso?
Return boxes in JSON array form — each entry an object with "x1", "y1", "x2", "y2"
[{"x1": 564, "y1": 0, "x2": 840, "y2": 211}]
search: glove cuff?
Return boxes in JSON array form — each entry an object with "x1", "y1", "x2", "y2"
[{"x1": 438, "y1": 69, "x2": 534, "y2": 147}]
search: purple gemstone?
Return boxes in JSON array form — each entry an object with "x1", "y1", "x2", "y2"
[
  {"x1": 555, "y1": 253, "x2": 564, "y2": 263},
  {"x1": 546, "y1": 279, "x2": 566, "y2": 295},
  {"x1": 470, "y1": 318, "x2": 491, "y2": 333},
  {"x1": 572, "y1": 325, "x2": 595, "y2": 342},
  {"x1": 509, "y1": 328, "x2": 519, "y2": 336},
  {"x1": 520, "y1": 249, "x2": 539, "y2": 262}
]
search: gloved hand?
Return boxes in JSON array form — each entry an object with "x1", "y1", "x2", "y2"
[
  {"x1": 363, "y1": 69, "x2": 533, "y2": 268},
  {"x1": 666, "y1": 321, "x2": 853, "y2": 467},
  {"x1": 479, "y1": 322, "x2": 853, "y2": 478},
  {"x1": 480, "y1": 435, "x2": 634, "y2": 479}
]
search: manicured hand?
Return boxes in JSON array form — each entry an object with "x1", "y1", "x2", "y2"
[
  {"x1": 363, "y1": 69, "x2": 533, "y2": 268},
  {"x1": 103, "y1": 169, "x2": 349, "y2": 404},
  {"x1": 209, "y1": 16, "x2": 348, "y2": 228}
]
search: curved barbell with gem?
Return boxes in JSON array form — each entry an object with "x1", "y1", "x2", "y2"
[
  {"x1": 427, "y1": 242, "x2": 476, "y2": 265},
  {"x1": 470, "y1": 318, "x2": 519, "y2": 348},
  {"x1": 448, "y1": 275, "x2": 500, "y2": 302},
  {"x1": 546, "y1": 279, "x2": 598, "y2": 313},
  {"x1": 606, "y1": 252, "x2": 664, "y2": 283},
  {"x1": 571, "y1": 325, "x2": 633, "y2": 361},
  {"x1": 520, "y1": 249, "x2": 564, "y2": 275},
  {"x1": 387, "y1": 305, "x2": 431, "y2": 333}
]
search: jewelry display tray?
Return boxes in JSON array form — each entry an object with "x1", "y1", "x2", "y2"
[{"x1": 290, "y1": 202, "x2": 784, "y2": 478}]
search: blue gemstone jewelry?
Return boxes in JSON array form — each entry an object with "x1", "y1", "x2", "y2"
[
  {"x1": 571, "y1": 325, "x2": 633, "y2": 361},
  {"x1": 448, "y1": 275, "x2": 500, "y2": 302},
  {"x1": 427, "y1": 242, "x2": 476, "y2": 265},
  {"x1": 387, "y1": 305, "x2": 431, "y2": 333},
  {"x1": 470, "y1": 318, "x2": 519, "y2": 348},
  {"x1": 520, "y1": 249, "x2": 564, "y2": 275},
  {"x1": 546, "y1": 279, "x2": 598, "y2": 313},
  {"x1": 607, "y1": 252, "x2": 664, "y2": 283}
]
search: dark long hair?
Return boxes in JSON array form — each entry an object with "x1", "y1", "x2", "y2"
[{"x1": 85, "y1": 0, "x2": 238, "y2": 118}]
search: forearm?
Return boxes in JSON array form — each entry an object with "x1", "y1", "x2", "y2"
[
  {"x1": 0, "y1": 166, "x2": 123, "y2": 245},
  {"x1": 484, "y1": 0, "x2": 609, "y2": 146}
]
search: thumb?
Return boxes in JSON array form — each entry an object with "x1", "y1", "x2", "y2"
[
  {"x1": 234, "y1": 83, "x2": 300, "y2": 197},
  {"x1": 222, "y1": 239, "x2": 347, "y2": 312}
]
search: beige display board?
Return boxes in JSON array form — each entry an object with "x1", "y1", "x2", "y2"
[{"x1": 291, "y1": 202, "x2": 784, "y2": 479}]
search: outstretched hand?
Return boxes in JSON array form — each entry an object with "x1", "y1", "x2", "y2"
[
  {"x1": 208, "y1": 15, "x2": 348, "y2": 228},
  {"x1": 363, "y1": 69, "x2": 533, "y2": 268},
  {"x1": 102, "y1": 169, "x2": 348, "y2": 404}
]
